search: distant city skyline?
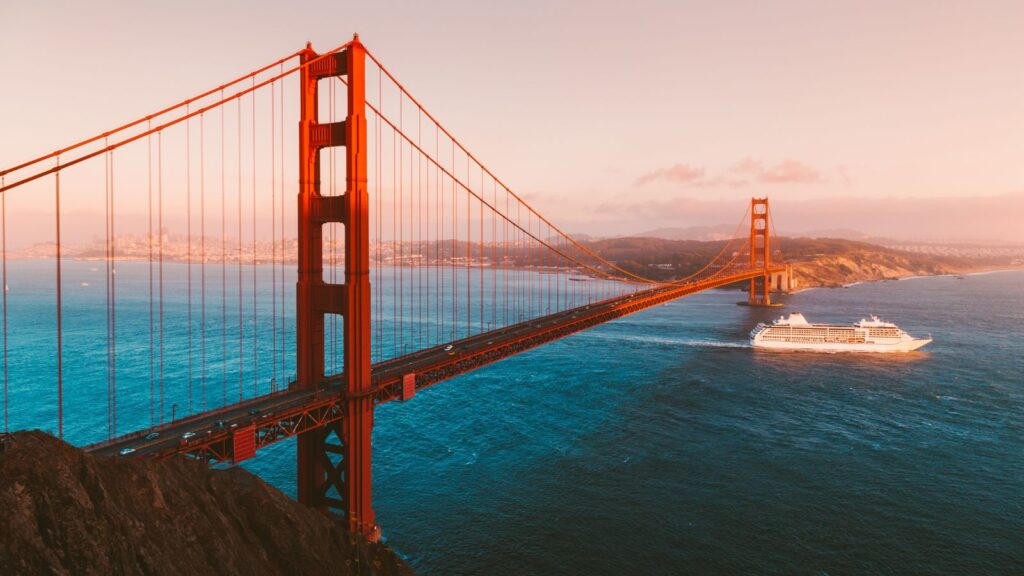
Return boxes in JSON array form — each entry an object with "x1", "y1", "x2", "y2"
[{"x1": 2, "y1": 1, "x2": 1021, "y2": 243}]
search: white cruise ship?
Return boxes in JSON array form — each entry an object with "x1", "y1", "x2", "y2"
[{"x1": 749, "y1": 313, "x2": 931, "y2": 352}]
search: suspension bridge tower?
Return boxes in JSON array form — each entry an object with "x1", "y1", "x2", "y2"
[
  {"x1": 294, "y1": 35, "x2": 378, "y2": 539},
  {"x1": 748, "y1": 197, "x2": 774, "y2": 306}
]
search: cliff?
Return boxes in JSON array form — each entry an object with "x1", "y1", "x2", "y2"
[
  {"x1": 0, "y1": 431, "x2": 413, "y2": 576},
  {"x1": 778, "y1": 238, "x2": 965, "y2": 288},
  {"x1": 790, "y1": 252, "x2": 957, "y2": 288}
]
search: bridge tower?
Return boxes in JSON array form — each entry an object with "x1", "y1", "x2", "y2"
[
  {"x1": 295, "y1": 36, "x2": 377, "y2": 538},
  {"x1": 748, "y1": 197, "x2": 772, "y2": 306}
]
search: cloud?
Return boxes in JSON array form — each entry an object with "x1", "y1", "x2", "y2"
[
  {"x1": 634, "y1": 163, "x2": 705, "y2": 186},
  {"x1": 635, "y1": 157, "x2": 828, "y2": 188},
  {"x1": 729, "y1": 158, "x2": 824, "y2": 184}
]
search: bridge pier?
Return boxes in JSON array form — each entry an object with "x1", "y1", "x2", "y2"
[
  {"x1": 768, "y1": 264, "x2": 795, "y2": 293},
  {"x1": 748, "y1": 274, "x2": 773, "y2": 306}
]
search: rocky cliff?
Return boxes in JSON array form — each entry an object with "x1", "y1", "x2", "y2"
[
  {"x1": 790, "y1": 251, "x2": 959, "y2": 288},
  {"x1": 0, "y1": 431, "x2": 412, "y2": 576}
]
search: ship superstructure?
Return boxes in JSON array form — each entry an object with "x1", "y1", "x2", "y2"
[{"x1": 749, "y1": 313, "x2": 931, "y2": 352}]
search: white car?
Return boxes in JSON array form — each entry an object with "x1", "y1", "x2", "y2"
[
  {"x1": 181, "y1": 431, "x2": 196, "y2": 440},
  {"x1": 119, "y1": 447, "x2": 136, "y2": 456}
]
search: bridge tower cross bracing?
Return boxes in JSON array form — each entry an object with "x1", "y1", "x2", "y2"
[
  {"x1": 748, "y1": 197, "x2": 772, "y2": 306},
  {"x1": 295, "y1": 35, "x2": 378, "y2": 539}
]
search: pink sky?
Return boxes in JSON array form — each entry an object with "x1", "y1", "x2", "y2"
[{"x1": 1, "y1": 1, "x2": 1022, "y2": 242}]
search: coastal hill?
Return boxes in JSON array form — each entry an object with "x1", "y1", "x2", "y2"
[
  {"x1": 8, "y1": 233, "x2": 1019, "y2": 290},
  {"x1": 582, "y1": 236, "x2": 1017, "y2": 288},
  {"x1": 0, "y1": 431, "x2": 412, "y2": 576}
]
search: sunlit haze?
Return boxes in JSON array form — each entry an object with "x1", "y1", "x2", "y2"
[{"x1": 2, "y1": 0, "x2": 1021, "y2": 243}]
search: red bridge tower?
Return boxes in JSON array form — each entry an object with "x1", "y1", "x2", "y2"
[
  {"x1": 295, "y1": 36, "x2": 377, "y2": 539},
  {"x1": 748, "y1": 197, "x2": 773, "y2": 306}
]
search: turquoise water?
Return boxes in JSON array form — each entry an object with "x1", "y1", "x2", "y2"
[{"x1": 5, "y1": 264, "x2": 1023, "y2": 574}]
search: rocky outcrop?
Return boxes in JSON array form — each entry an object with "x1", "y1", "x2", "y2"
[
  {"x1": 791, "y1": 251, "x2": 959, "y2": 288},
  {"x1": 0, "y1": 431, "x2": 412, "y2": 576}
]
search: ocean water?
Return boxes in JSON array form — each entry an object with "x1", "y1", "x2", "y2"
[
  {"x1": 4, "y1": 264, "x2": 1023, "y2": 574},
  {"x1": 251, "y1": 270, "x2": 1024, "y2": 575}
]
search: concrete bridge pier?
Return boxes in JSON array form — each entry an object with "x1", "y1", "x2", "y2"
[{"x1": 747, "y1": 264, "x2": 795, "y2": 306}]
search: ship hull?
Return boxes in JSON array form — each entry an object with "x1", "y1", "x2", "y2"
[{"x1": 750, "y1": 337, "x2": 932, "y2": 353}]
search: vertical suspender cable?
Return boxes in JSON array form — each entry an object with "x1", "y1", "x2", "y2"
[
  {"x1": 528, "y1": 211, "x2": 533, "y2": 318},
  {"x1": 279, "y1": 69, "x2": 286, "y2": 381},
  {"x1": 186, "y1": 110, "x2": 193, "y2": 415},
  {"x1": 110, "y1": 152, "x2": 116, "y2": 435},
  {"x1": 518, "y1": 203, "x2": 523, "y2": 320},
  {"x1": 492, "y1": 180, "x2": 496, "y2": 329},
  {"x1": 221, "y1": 90, "x2": 228, "y2": 404},
  {"x1": 271, "y1": 80, "x2": 277, "y2": 389},
  {"x1": 1, "y1": 177, "x2": 6, "y2": 434},
  {"x1": 397, "y1": 93, "x2": 401, "y2": 352},
  {"x1": 438, "y1": 136, "x2": 442, "y2": 341},
  {"x1": 479, "y1": 171, "x2": 483, "y2": 332},
  {"x1": 418, "y1": 111, "x2": 424, "y2": 349},
  {"x1": 465, "y1": 158, "x2": 470, "y2": 336},
  {"x1": 251, "y1": 78, "x2": 258, "y2": 396},
  {"x1": 104, "y1": 145, "x2": 111, "y2": 437},
  {"x1": 501, "y1": 186, "x2": 505, "y2": 325},
  {"x1": 200, "y1": 113, "x2": 207, "y2": 411},
  {"x1": 55, "y1": 164, "x2": 63, "y2": 439},
  {"x1": 148, "y1": 123, "x2": 155, "y2": 425},
  {"x1": 237, "y1": 98, "x2": 244, "y2": 400},
  {"x1": 450, "y1": 139, "x2": 455, "y2": 340},
  {"x1": 546, "y1": 222, "x2": 550, "y2": 313},
  {"x1": 393, "y1": 117, "x2": 398, "y2": 351},
  {"x1": 435, "y1": 123, "x2": 440, "y2": 343},
  {"x1": 374, "y1": 71, "x2": 382, "y2": 362},
  {"x1": 158, "y1": 133, "x2": 165, "y2": 422}
]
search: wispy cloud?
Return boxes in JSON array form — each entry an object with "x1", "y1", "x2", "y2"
[
  {"x1": 634, "y1": 163, "x2": 705, "y2": 186},
  {"x1": 728, "y1": 158, "x2": 824, "y2": 184},
  {"x1": 636, "y1": 157, "x2": 828, "y2": 187}
]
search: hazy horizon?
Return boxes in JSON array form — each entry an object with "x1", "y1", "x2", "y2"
[{"x1": 2, "y1": 1, "x2": 1021, "y2": 245}]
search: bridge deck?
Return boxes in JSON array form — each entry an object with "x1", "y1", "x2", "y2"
[{"x1": 87, "y1": 268, "x2": 778, "y2": 463}]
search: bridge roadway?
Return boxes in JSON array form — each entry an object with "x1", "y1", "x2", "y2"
[{"x1": 87, "y1": 267, "x2": 776, "y2": 464}]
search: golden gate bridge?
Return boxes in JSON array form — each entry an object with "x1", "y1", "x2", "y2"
[{"x1": 0, "y1": 35, "x2": 786, "y2": 539}]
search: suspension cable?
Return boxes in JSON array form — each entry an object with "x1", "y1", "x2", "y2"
[
  {"x1": 1, "y1": 42, "x2": 353, "y2": 194},
  {"x1": 362, "y1": 49, "x2": 671, "y2": 286},
  {"x1": 0, "y1": 50, "x2": 304, "y2": 179}
]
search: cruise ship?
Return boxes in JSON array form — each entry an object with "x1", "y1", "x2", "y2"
[{"x1": 749, "y1": 313, "x2": 931, "y2": 352}]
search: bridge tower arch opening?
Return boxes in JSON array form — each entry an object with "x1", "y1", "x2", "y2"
[{"x1": 295, "y1": 35, "x2": 377, "y2": 539}]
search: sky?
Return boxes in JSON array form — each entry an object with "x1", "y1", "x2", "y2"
[{"x1": 1, "y1": 0, "x2": 1022, "y2": 243}]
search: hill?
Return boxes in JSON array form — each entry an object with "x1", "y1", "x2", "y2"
[
  {"x1": 582, "y1": 236, "x2": 1014, "y2": 288},
  {"x1": 0, "y1": 431, "x2": 412, "y2": 576}
]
